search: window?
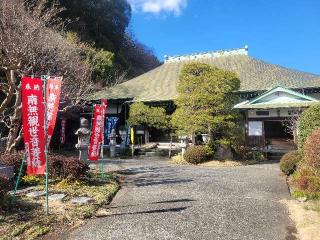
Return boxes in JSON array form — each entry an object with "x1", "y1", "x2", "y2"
[
  {"x1": 256, "y1": 111, "x2": 269, "y2": 116},
  {"x1": 248, "y1": 121, "x2": 263, "y2": 136},
  {"x1": 288, "y1": 110, "x2": 301, "y2": 116}
]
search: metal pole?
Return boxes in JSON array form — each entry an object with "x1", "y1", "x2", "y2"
[
  {"x1": 100, "y1": 101, "x2": 105, "y2": 178},
  {"x1": 42, "y1": 75, "x2": 49, "y2": 215},
  {"x1": 131, "y1": 127, "x2": 134, "y2": 158},
  {"x1": 13, "y1": 155, "x2": 26, "y2": 202},
  {"x1": 88, "y1": 105, "x2": 95, "y2": 163}
]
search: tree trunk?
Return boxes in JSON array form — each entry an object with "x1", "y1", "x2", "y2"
[
  {"x1": 208, "y1": 126, "x2": 214, "y2": 142},
  {"x1": 5, "y1": 71, "x2": 22, "y2": 152},
  {"x1": 192, "y1": 134, "x2": 196, "y2": 145}
]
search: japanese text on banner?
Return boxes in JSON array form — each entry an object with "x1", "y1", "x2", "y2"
[
  {"x1": 46, "y1": 78, "x2": 62, "y2": 145},
  {"x1": 88, "y1": 105, "x2": 104, "y2": 161},
  {"x1": 22, "y1": 77, "x2": 46, "y2": 175}
]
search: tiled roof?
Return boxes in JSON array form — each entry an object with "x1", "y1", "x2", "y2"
[{"x1": 89, "y1": 48, "x2": 320, "y2": 101}]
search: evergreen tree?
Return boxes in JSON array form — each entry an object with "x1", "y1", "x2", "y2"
[
  {"x1": 128, "y1": 102, "x2": 170, "y2": 129},
  {"x1": 171, "y1": 62, "x2": 240, "y2": 142}
]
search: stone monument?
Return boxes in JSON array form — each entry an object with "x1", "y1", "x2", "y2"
[
  {"x1": 179, "y1": 136, "x2": 188, "y2": 157},
  {"x1": 109, "y1": 129, "x2": 117, "y2": 158},
  {"x1": 75, "y1": 118, "x2": 91, "y2": 161}
]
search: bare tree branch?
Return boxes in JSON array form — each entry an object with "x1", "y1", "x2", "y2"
[{"x1": 0, "y1": 0, "x2": 93, "y2": 152}]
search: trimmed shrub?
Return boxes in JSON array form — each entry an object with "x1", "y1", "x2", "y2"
[
  {"x1": 303, "y1": 128, "x2": 320, "y2": 170},
  {"x1": 290, "y1": 167, "x2": 320, "y2": 193},
  {"x1": 48, "y1": 154, "x2": 89, "y2": 179},
  {"x1": 184, "y1": 145, "x2": 212, "y2": 164},
  {"x1": 279, "y1": 151, "x2": 302, "y2": 175},
  {"x1": 0, "y1": 151, "x2": 25, "y2": 177},
  {"x1": 298, "y1": 104, "x2": 320, "y2": 150}
]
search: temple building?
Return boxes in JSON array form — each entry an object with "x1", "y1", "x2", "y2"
[{"x1": 89, "y1": 46, "x2": 320, "y2": 150}]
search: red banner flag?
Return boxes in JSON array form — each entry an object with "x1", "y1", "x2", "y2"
[
  {"x1": 100, "y1": 99, "x2": 107, "y2": 142},
  {"x1": 22, "y1": 77, "x2": 46, "y2": 175},
  {"x1": 46, "y1": 77, "x2": 62, "y2": 145},
  {"x1": 88, "y1": 105, "x2": 104, "y2": 161}
]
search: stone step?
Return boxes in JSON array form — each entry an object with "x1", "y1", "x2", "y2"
[
  {"x1": 268, "y1": 151, "x2": 286, "y2": 161},
  {"x1": 268, "y1": 155, "x2": 282, "y2": 161}
]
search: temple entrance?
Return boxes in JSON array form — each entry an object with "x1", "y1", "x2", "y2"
[
  {"x1": 264, "y1": 120, "x2": 296, "y2": 154},
  {"x1": 264, "y1": 120, "x2": 292, "y2": 139}
]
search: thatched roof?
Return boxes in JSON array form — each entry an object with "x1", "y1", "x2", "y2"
[{"x1": 89, "y1": 47, "x2": 320, "y2": 101}]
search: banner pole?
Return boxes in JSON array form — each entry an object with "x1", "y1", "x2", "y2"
[
  {"x1": 42, "y1": 75, "x2": 49, "y2": 215},
  {"x1": 100, "y1": 101, "x2": 105, "y2": 178},
  {"x1": 88, "y1": 105, "x2": 95, "y2": 163},
  {"x1": 13, "y1": 154, "x2": 26, "y2": 202},
  {"x1": 131, "y1": 127, "x2": 134, "y2": 158}
]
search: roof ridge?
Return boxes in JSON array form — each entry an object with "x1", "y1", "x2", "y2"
[{"x1": 164, "y1": 46, "x2": 249, "y2": 63}]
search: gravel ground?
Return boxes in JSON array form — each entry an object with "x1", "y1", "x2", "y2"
[{"x1": 68, "y1": 157, "x2": 295, "y2": 240}]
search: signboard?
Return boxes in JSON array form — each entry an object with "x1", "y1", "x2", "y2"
[
  {"x1": 46, "y1": 77, "x2": 62, "y2": 145},
  {"x1": 22, "y1": 77, "x2": 46, "y2": 175},
  {"x1": 105, "y1": 117, "x2": 119, "y2": 144},
  {"x1": 248, "y1": 121, "x2": 263, "y2": 136}
]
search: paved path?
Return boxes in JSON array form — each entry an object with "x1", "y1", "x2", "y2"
[{"x1": 68, "y1": 158, "x2": 295, "y2": 240}]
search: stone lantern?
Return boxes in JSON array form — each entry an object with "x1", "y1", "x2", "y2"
[
  {"x1": 75, "y1": 118, "x2": 91, "y2": 161},
  {"x1": 179, "y1": 136, "x2": 188, "y2": 157},
  {"x1": 109, "y1": 129, "x2": 117, "y2": 158}
]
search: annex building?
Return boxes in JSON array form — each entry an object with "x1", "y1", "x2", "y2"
[{"x1": 90, "y1": 46, "x2": 320, "y2": 149}]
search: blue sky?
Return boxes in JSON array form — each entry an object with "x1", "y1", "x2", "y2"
[{"x1": 128, "y1": 0, "x2": 320, "y2": 75}]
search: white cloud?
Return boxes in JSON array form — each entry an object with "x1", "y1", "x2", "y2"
[{"x1": 129, "y1": 0, "x2": 187, "y2": 16}]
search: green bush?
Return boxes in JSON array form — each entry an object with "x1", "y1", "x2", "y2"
[
  {"x1": 303, "y1": 128, "x2": 320, "y2": 170},
  {"x1": 298, "y1": 104, "x2": 320, "y2": 150},
  {"x1": 184, "y1": 145, "x2": 212, "y2": 164},
  {"x1": 232, "y1": 145, "x2": 265, "y2": 161},
  {"x1": 279, "y1": 151, "x2": 302, "y2": 175}
]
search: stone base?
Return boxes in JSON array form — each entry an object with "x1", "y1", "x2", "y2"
[
  {"x1": 0, "y1": 165, "x2": 14, "y2": 179},
  {"x1": 26, "y1": 191, "x2": 46, "y2": 198},
  {"x1": 48, "y1": 194, "x2": 66, "y2": 201},
  {"x1": 71, "y1": 196, "x2": 94, "y2": 205},
  {"x1": 214, "y1": 146, "x2": 233, "y2": 160}
]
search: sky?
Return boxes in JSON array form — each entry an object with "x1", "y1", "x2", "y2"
[{"x1": 128, "y1": 0, "x2": 320, "y2": 75}]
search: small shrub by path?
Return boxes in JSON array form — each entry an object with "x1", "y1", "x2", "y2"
[
  {"x1": 288, "y1": 129, "x2": 320, "y2": 199},
  {"x1": 0, "y1": 172, "x2": 120, "y2": 240},
  {"x1": 279, "y1": 151, "x2": 302, "y2": 176},
  {"x1": 183, "y1": 145, "x2": 213, "y2": 164}
]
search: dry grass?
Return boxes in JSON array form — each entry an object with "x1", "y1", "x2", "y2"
[
  {"x1": 171, "y1": 154, "x2": 190, "y2": 165},
  {"x1": 0, "y1": 172, "x2": 119, "y2": 240},
  {"x1": 281, "y1": 199, "x2": 320, "y2": 240},
  {"x1": 171, "y1": 154, "x2": 258, "y2": 168},
  {"x1": 199, "y1": 160, "x2": 246, "y2": 168}
]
